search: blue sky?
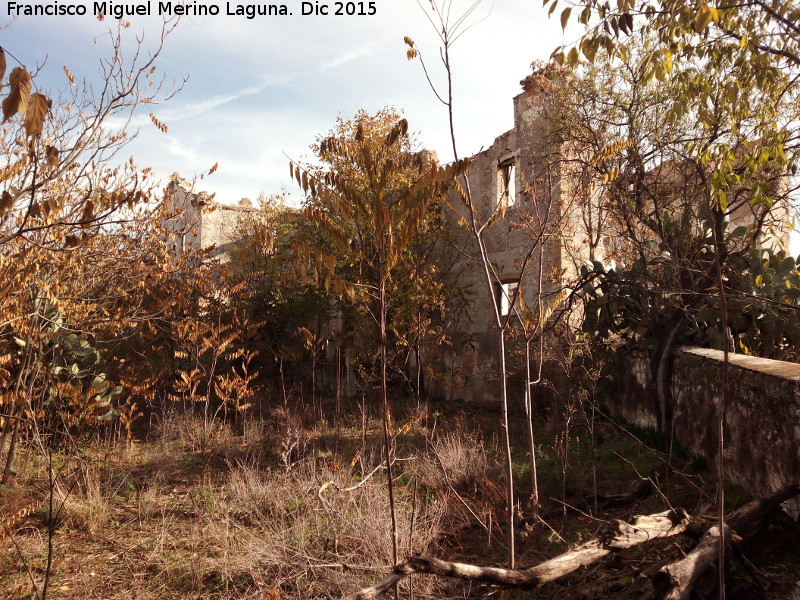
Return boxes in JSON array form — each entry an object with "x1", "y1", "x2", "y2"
[{"x1": 2, "y1": 1, "x2": 578, "y2": 204}]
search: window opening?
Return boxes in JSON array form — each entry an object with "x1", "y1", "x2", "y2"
[
  {"x1": 499, "y1": 160, "x2": 516, "y2": 208},
  {"x1": 497, "y1": 280, "x2": 519, "y2": 317}
]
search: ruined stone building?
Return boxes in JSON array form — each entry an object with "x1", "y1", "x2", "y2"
[
  {"x1": 161, "y1": 68, "x2": 792, "y2": 405},
  {"x1": 162, "y1": 174, "x2": 256, "y2": 262},
  {"x1": 431, "y1": 68, "x2": 591, "y2": 403},
  {"x1": 429, "y1": 66, "x2": 792, "y2": 403}
]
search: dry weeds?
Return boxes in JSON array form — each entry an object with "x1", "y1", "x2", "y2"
[
  {"x1": 0, "y1": 410, "x2": 479, "y2": 599},
  {"x1": 4, "y1": 407, "x2": 771, "y2": 600},
  {"x1": 416, "y1": 428, "x2": 490, "y2": 492}
]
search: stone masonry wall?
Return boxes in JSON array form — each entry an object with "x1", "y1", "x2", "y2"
[
  {"x1": 429, "y1": 68, "x2": 577, "y2": 403},
  {"x1": 610, "y1": 347, "x2": 800, "y2": 499},
  {"x1": 163, "y1": 175, "x2": 254, "y2": 262}
]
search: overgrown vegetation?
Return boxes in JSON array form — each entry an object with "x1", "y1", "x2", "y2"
[
  {"x1": 2, "y1": 1, "x2": 800, "y2": 598},
  {"x1": 0, "y1": 400, "x2": 761, "y2": 600}
]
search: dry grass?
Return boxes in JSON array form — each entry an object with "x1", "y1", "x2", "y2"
[
  {"x1": 153, "y1": 410, "x2": 235, "y2": 454},
  {"x1": 199, "y1": 459, "x2": 449, "y2": 597},
  {"x1": 53, "y1": 466, "x2": 112, "y2": 535},
  {"x1": 2, "y1": 406, "x2": 749, "y2": 600},
  {"x1": 0, "y1": 409, "x2": 474, "y2": 599},
  {"x1": 416, "y1": 428, "x2": 491, "y2": 493}
]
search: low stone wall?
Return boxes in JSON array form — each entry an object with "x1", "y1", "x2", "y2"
[{"x1": 608, "y1": 346, "x2": 800, "y2": 499}]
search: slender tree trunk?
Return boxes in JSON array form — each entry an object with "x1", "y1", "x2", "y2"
[
  {"x1": 0, "y1": 404, "x2": 13, "y2": 462},
  {"x1": 41, "y1": 447, "x2": 56, "y2": 600},
  {"x1": 312, "y1": 353, "x2": 317, "y2": 420},
  {"x1": 3, "y1": 363, "x2": 40, "y2": 484},
  {"x1": 525, "y1": 243, "x2": 547, "y2": 517},
  {"x1": 2, "y1": 418, "x2": 21, "y2": 484},
  {"x1": 379, "y1": 275, "x2": 400, "y2": 598},
  {"x1": 710, "y1": 207, "x2": 729, "y2": 600},
  {"x1": 2, "y1": 327, "x2": 36, "y2": 482},
  {"x1": 524, "y1": 341, "x2": 539, "y2": 517},
  {"x1": 280, "y1": 357, "x2": 287, "y2": 407},
  {"x1": 335, "y1": 347, "x2": 342, "y2": 449},
  {"x1": 498, "y1": 330, "x2": 515, "y2": 566},
  {"x1": 415, "y1": 308, "x2": 423, "y2": 409},
  {"x1": 589, "y1": 400, "x2": 598, "y2": 514},
  {"x1": 561, "y1": 405, "x2": 572, "y2": 531},
  {"x1": 437, "y1": 25, "x2": 516, "y2": 568}
]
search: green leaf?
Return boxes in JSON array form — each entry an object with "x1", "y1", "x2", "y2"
[
  {"x1": 63, "y1": 334, "x2": 80, "y2": 352},
  {"x1": 718, "y1": 189, "x2": 728, "y2": 211},
  {"x1": 98, "y1": 408, "x2": 119, "y2": 421},
  {"x1": 779, "y1": 256, "x2": 796, "y2": 276},
  {"x1": 663, "y1": 49, "x2": 673, "y2": 72},
  {"x1": 695, "y1": 5, "x2": 713, "y2": 31},
  {"x1": 582, "y1": 37, "x2": 598, "y2": 62},
  {"x1": 730, "y1": 225, "x2": 748, "y2": 237}
]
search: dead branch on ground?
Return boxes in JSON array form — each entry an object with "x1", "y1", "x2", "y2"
[
  {"x1": 646, "y1": 484, "x2": 800, "y2": 600},
  {"x1": 346, "y1": 484, "x2": 800, "y2": 599},
  {"x1": 346, "y1": 508, "x2": 690, "y2": 599}
]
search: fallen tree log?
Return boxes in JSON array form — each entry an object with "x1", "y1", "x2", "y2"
[
  {"x1": 655, "y1": 524, "x2": 732, "y2": 600},
  {"x1": 346, "y1": 509, "x2": 690, "y2": 599},
  {"x1": 347, "y1": 486, "x2": 800, "y2": 600},
  {"x1": 726, "y1": 483, "x2": 800, "y2": 539},
  {"x1": 647, "y1": 484, "x2": 800, "y2": 600}
]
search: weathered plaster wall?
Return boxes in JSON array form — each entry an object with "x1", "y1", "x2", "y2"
[
  {"x1": 162, "y1": 176, "x2": 254, "y2": 262},
  {"x1": 162, "y1": 176, "x2": 205, "y2": 255},
  {"x1": 610, "y1": 347, "x2": 800, "y2": 498},
  {"x1": 200, "y1": 202, "x2": 253, "y2": 261},
  {"x1": 430, "y1": 69, "x2": 581, "y2": 403}
]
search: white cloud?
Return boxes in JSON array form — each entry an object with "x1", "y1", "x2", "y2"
[
  {"x1": 164, "y1": 138, "x2": 199, "y2": 161},
  {"x1": 319, "y1": 45, "x2": 377, "y2": 72},
  {"x1": 156, "y1": 83, "x2": 273, "y2": 121}
]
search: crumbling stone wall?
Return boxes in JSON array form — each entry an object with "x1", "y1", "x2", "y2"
[
  {"x1": 610, "y1": 347, "x2": 800, "y2": 498},
  {"x1": 430, "y1": 64, "x2": 790, "y2": 406},
  {"x1": 162, "y1": 175, "x2": 206, "y2": 256},
  {"x1": 162, "y1": 175, "x2": 255, "y2": 262},
  {"x1": 430, "y1": 66, "x2": 591, "y2": 403},
  {"x1": 200, "y1": 200, "x2": 254, "y2": 260}
]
